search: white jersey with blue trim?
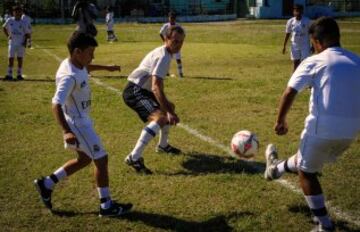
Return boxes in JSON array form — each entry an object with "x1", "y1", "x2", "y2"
[{"x1": 52, "y1": 58, "x2": 91, "y2": 120}]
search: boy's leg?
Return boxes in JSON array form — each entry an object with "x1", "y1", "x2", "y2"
[
  {"x1": 176, "y1": 58, "x2": 183, "y2": 77},
  {"x1": 16, "y1": 57, "x2": 24, "y2": 80},
  {"x1": 4, "y1": 57, "x2": 14, "y2": 80}
]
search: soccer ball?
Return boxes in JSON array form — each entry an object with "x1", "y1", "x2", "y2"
[{"x1": 231, "y1": 130, "x2": 259, "y2": 158}]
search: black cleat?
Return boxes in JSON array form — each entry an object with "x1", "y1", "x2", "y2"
[
  {"x1": 125, "y1": 156, "x2": 153, "y2": 175},
  {"x1": 156, "y1": 144, "x2": 182, "y2": 155},
  {"x1": 3, "y1": 75, "x2": 13, "y2": 81},
  {"x1": 34, "y1": 177, "x2": 53, "y2": 210},
  {"x1": 16, "y1": 75, "x2": 24, "y2": 81},
  {"x1": 99, "y1": 201, "x2": 133, "y2": 217}
]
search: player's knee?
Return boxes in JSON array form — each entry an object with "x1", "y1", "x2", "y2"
[{"x1": 78, "y1": 155, "x2": 92, "y2": 167}]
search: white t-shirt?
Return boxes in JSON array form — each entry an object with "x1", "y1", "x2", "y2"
[
  {"x1": 159, "y1": 22, "x2": 182, "y2": 37},
  {"x1": 128, "y1": 46, "x2": 172, "y2": 92},
  {"x1": 21, "y1": 14, "x2": 32, "y2": 32},
  {"x1": 2, "y1": 17, "x2": 30, "y2": 45},
  {"x1": 52, "y1": 58, "x2": 91, "y2": 120},
  {"x1": 286, "y1": 16, "x2": 311, "y2": 48},
  {"x1": 106, "y1": 12, "x2": 114, "y2": 25},
  {"x1": 288, "y1": 47, "x2": 360, "y2": 139}
]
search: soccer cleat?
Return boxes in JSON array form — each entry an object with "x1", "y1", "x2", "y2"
[
  {"x1": 3, "y1": 75, "x2": 13, "y2": 81},
  {"x1": 156, "y1": 144, "x2": 181, "y2": 155},
  {"x1": 264, "y1": 144, "x2": 281, "y2": 181},
  {"x1": 34, "y1": 177, "x2": 53, "y2": 210},
  {"x1": 125, "y1": 155, "x2": 153, "y2": 175},
  {"x1": 311, "y1": 224, "x2": 335, "y2": 232},
  {"x1": 16, "y1": 75, "x2": 24, "y2": 81},
  {"x1": 99, "y1": 201, "x2": 133, "y2": 217}
]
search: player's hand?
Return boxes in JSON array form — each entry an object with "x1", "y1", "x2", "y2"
[
  {"x1": 275, "y1": 121, "x2": 288, "y2": 135},
  {"x1": 167, "y1": 112, "x2": 180, "y2": 125},
  {"x1": 63, "y1": 132, "x2": 79, "y2": 147},
  {"x1": 107, "y1": 65, "x2": 121, "y2": 72},
  {"x1": 282, "y1": 47, "x2": 286, "y2": 54}
]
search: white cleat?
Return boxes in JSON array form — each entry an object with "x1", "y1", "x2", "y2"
[{"x1": 264, "y1": 144, "x2": 281, "y2": 181}]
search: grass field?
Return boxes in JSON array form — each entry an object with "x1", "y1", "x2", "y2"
[{"x1": 0, "y1": 19, "x2": 359, "y2": 232}]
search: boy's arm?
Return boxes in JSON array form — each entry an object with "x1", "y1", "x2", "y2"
[
  {"x1": 275, "y1": 87, "x2": 298, "y2": 135},
  {"x1": 87, "y1": 64, "x2": 121, "y2": 72},
  {"x1": 52, "y1": 104, "x2": 79, "y2": 146},
  {"x1": 160, "y1": 34, "x2": 165, "y2": 42},
  {"x1": 3, "y1": 26, "x2": 9, "y2": 38},
  {"x1": 282, "y1": 33, "x2": 290, "y2": 54}
]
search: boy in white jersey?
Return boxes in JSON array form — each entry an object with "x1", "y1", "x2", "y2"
[
  {"x1": 2, "y1": 6, "x2": 30, "y2": 81},
  {"x1": 123, "y1": 26, "x2": 185, "y2": 174},
  {"x1": 265, "y1": 17, "x2": 360, "y2": 232},
  {"x1": 160, "y1": 12, "x2": 184, "y2": 78},
  {"x1": 34, "y1": 32, "x2": 132, "y2": 217},
  {"x1": 105, "y1": 6, "x2": 118, "y2": 42},
  {"x1": 282, "y1": 4, "x2": 311, "y2": 72}
]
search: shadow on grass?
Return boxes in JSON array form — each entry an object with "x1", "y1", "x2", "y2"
[
  {"x1": 184, "y1": 76, "x2": 234, "y2": 81},
  {"x1": 51, "y1": 209, "x2": 97, "y2": 217},
  {"x1": 162, "y1": 152, "x2": 264, "y2": 176},
  {"x1": 91, "y1": 75, "x2": 128, "y2": 79},
  {"x1": 288, "y1": 204, "x2": 360, "y2": 232},
  {"x1": 122, "y1": 210, "x2": 253, "y2": 232},
  {"x1": 23, "y1": 79, "x2": 54, "y2": 83}
]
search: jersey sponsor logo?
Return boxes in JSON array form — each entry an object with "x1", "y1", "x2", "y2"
[{"x1": 81, "y1": 100, "x2": 91, "y2": 109}]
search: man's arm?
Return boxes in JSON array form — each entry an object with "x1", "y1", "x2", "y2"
[
  {"x1": 282, "y1": 33, "x2": 290, "y2": 54},
  {"x1": 151, "y1": 75, "x2": 179, "y2": 125},
  {"x1": 275, "y1": 87, "x2": 298, "y2": 135},
  {"x1": 87, "y1": 64, "x2": 120, "y2": 72},
  {"x1": 52, "y1": 104, "x2": 79, "y2": 146}
]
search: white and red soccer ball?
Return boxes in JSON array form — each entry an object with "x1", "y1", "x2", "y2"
[{"x1": 231, "y1": 130, "x2": 259, "y2": 158}]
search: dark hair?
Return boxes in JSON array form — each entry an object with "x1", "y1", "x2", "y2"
[
  {"x1": 166, "y1": 25, "x2": 185, "y2": 38},
  {"x1": 168, "y1": 11, "x2": 176, "y2": 18},
  {"x1": 67, "y1": 32, "x2": 98, "y2": 54},
  {"x1": 293, "y1": 4, "x2": 304, "y2": 11},
  {"x1": 309, "y1": 17, "x2": 340, "y2": 45},
  {"x1": 13, "y1": 5, "x2": 22, "y2": 11}
]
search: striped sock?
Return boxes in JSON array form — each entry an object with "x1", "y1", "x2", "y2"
[
  {"x1": 159, "y1": 125, "x2": 170, "y2": 148},
  {"x1": 277, "y1": 154, "x2": 298, "y2": 175},
  {"x1": 44, "y1": 167, "x2": 67, "y2": 190},
  {"x1": 98, "y1": 187, "x2": 111, "y2": 209},
  {"x1": 131, "y1": 121, "x2": 160, "y2": 160},
  {"x1": 304, "y1": 194, "x2": 333, "y2": 228}
]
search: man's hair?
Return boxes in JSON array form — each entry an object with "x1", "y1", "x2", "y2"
[
  {"x1": 166, "y1": 25, "x2": 185, "y2": 38},
  {"x1": 293, "y1": 4, "x2": 304, "y2": 11},
  {"x1": 168, "y1": 11, "x2": 176, "y2": 18},
  {"x1": 67, "y1": 32, "x2": 98, "y2": 54},
  {"x1": 12, "y1": 5, "x2": 22, "y2": 11},
  {"x1": 309, "y1": 17, "x2": 340, "y2": 45}
]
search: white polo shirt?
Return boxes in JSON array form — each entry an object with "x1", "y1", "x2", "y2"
[
  {"x1": 128, "y1": 45, "x2": 172, "y2": 92},
  {"x1": 288, "y1": 47, "x2": 360, "y2": 139},
  {"x1": 52, "y1": 58, "x2": 91, "y2": 120},
  {"x1": 286, "y1": 16, "x2": 311, "y2": 48}
]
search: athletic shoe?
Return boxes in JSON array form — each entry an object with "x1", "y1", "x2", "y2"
[
  {"x1": 125, "y1": 155, "x2": 153, "y2": 175},
  {"x1": 179, "y1": 73, "x2": 184, "y2": 78},
  {"x1": 3, "y1": 75, "x2": 13, "y2": 81},
  {"x1": 34, "y1": 177, "x2": 53, "y2": 209},
  {"x1": 264, "y1": 144, "x2": 281, "y2": 180},
  {"x1": 156, "y1": 144, "x2": 181, "y2": 155},
  {"x1": 16, "y1": 75, "x2": 24, "y2": 81},
  {"x1": 99, "y1": 201, "x2": 133, "y2": 217},
  {"x1": 311, "y1": 224, "x2": 335, "y2": 232}
]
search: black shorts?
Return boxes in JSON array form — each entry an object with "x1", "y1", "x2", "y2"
[{"x1": 123, "y1": 82, "x2": 160, "y2": 122}]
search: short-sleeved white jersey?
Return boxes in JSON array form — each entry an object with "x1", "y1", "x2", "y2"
[
  {"x1": 286, "y1": 16, "x2": 311, "y2": 47},
  {"x1": 2, "y1": 17, "x2": 29, "y2": 45},
  {"x1": 288, "y1": 47, "x2": 360, "y2": 139},
  {"x1": 159, "y1": 22, "x2": 182, "y2": 37},
  {"x1": 127, "y1": 45, "x2": 172, "y2": 91},
  {"x1": 106, "y1": 12, "x2": 114, "y2": 24},
  {"x1": 21, "y1": 14, "x2": 32, "y2": 32},
  {"x1": 52, "y1": 58, "x2": 91, "y2": 120}
]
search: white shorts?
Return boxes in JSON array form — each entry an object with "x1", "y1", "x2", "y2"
[
  {"x1": 173, "y1": 52, "x2": 181, "y2": 60},
  {"x1": 290, "y1": 44, "x2": 310, "y2": 61},
  {"x1": 297, "y1": 134, "x2": 353, "y2": 173},
  {"x1": 107, "y1": 23, "x2": 114, "y2": 31},
  {"x1": 8, "y1": 44, "x2": 25, "y2": 58},
  {"x1": 65, "y1": 118, "x2": 107, "y2": 160}
]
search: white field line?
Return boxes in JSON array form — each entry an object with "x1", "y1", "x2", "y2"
[{"x1": 36, "y1": 45, "x2": 360, "y2": 227}]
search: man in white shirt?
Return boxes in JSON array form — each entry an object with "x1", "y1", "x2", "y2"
[
  {"x1": 34, "y1": 32, "x2": 132, "y2": 217},
  {"x1": 123, "y1": 26, "x2": 185, "y2": 174},
  {"x1": 160, "y1": 12, "x2": 184, "y2": 77},
  {"x1": 2, "y1": 6, "x2": 30, "y2": 81},
  {"x1": 105, "y1": 6, "x2": 118, "y2": 42},
  {"x1": 282, "y1": 4, "x2": 311, "y2": 72},
  {"x1": 265, "y1": 17, "x2": 360, "y2": 232}
]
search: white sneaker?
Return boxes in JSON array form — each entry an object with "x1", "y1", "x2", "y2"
[
  {"x1": 264, "y1": 144, "x2": 281, "y2": 180},
  {"x1": 311, "y1": 224, "x2": 335, "y2": 232}
]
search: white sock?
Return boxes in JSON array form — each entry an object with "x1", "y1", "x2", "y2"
[
  {"x1": 131, "y1": 121, "x2": 160, "y2": 160},
  {"x1": 97, "y1": 187, "x2": 111, "y2": 209},
  {"x1": 276, "y1": 154, "x2": 298, "y2": 175},
  {"x1": 7, "y1": 67, "x2": 12, "y2": 76},
  {"x1": 304, "y1": 194, "x2": 333, "y2": 228},
  {"x1": 177, "y1": 64, "x2": 183, "y2": 74},
  {"x1": 44, "y1": 167, "x2": 67, "y2": 190},
  {"x1": 158, "y1": 125, "x2": 170, "y2": 148}
]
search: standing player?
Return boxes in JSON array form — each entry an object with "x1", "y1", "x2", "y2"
[
  {"x1": 265, "y1": 17, "x2": 360, "y2": 231},
  {"x1": 105, "y1": 6, "x2": 118, "y2": 42},
  {"x1": 282, "y1": 4, "x2": 311, "y2": 72},
  {"x1": 123, "y1": 26, "x2": 185, "y2": 174},
  {"x1": 21, "y1": 7, "x2": 32, "y2": 48},
  {"x1": 2, "y1": 5, "x2": 30, "y2": 81},
  {"x1": 34, "y1": 32, "x2": 132, "y2": 217},
  {"x1": 160, "y1": 12, "x2": 184, "y2": 78}
]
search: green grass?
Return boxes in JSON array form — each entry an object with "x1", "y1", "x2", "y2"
[{"x1": 0, "y1": 20, "x2": 359, "y2": 231}]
